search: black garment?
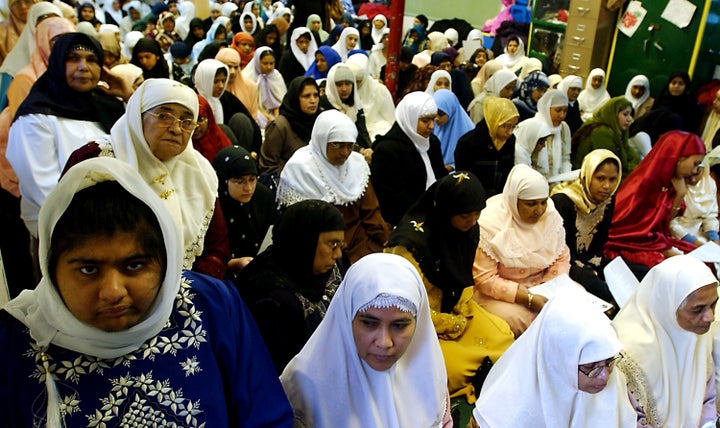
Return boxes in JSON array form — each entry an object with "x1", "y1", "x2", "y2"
[
  {"x1": 319, "y1": 95, "x2": 372, "y2": 148},
  {"x1": 628, "y1": 108, "x2": 684, "y2": 145},
  {"x1": 450, "y1": 68, "x2": 474, "y2": 110},
  {"x1": 219, "y1": 91, "x2": 262, "y2": 154},
  {"x1": 170, "y1": 62, "x2": 192, "y2": 87},
  {"x1": 254, "y1": 24, "x2": 283, "y2": 61},
  {"x1": 381, "y1": 62, "x2": 418, "y2": 101},
  {"x1": 277, "y1": 49, "x2": 306, "y2": 86},
  {"x1": 103, "y1": 9, "x2": 125, "y2": 27},
  {"x1": 652, "y1": 70, "x2": 703, "y2": 133},
  {"x1": 358, "y1": 20, "x2": 374, "y2": 51},
  {"x1": 566, "y1": 101, "x2": 583, "y2": 136},
  {"x1": 15, "y1": 32, "x2": 125, "y2": 133},
  {"x1": 371, "y1": 122, "x2": 449, "y2": 226},
  {"x1": 184, "y1": 17, "x2": 205, "y2": 47},
  {"x1": 455, "y1": 120, "x2": 515, "y2": 197},
  {"x1": 388, "y1": 173, "x2": 486, "y2": 311},
  {"x1": 131, "y1": 38, "x2": 170, "y2": 79},
  {"x1": 281, "y1": 76, "x2": 321, "y2": 141},
  {"x1": 512, "y1": 98, "x2": 537, "y2": 122},
  {"x1": 0, "y1": 189, "x2": 33, "y2": 298}
]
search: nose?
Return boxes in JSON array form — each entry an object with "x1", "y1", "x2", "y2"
[
  {"x1": 98, "y1": 270, "x2": 128, "y2": 303},
  {"x1": 596, "y1": 366, "x2": 610, "y2": 381},
  {"x1": 331, "y1": 245, "x2": 343, "y2": 260},
  {"x1": 702, "y1": 307, "x2": 715, "y2": 323},
  {"x1": 375, "y1": 326, "x2": 393, "y2": 349}
]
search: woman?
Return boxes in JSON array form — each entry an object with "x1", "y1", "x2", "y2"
[
  {"x1": 306, "y1": 13, "x2": 327, "y2": 44},
  {"x1": 513, "y1": 118, "x2": 552, "y2": 176},
  {"x1": 320, "y1": 63, "x2": 372, "y2": 150},
  {"x1": 472, "y1": 290, "x2": 636, "y2": 427},
  {"x1": 237, "y1": 10, "x2": 258, "y2": 36},
  {"x1": 230, "y1": 31, "x2": 255, "y2": 68},
  {"x1": 370, "y1": 14, "x2": 387, "y2": 46},
  {"x1": 512, "y1": 70, "x2": 550, "y2": 122},
  {"x1": 345, "y1": 52, "x2": 395, "y2": 140},
  {"x1": 403, "y1": 24, "x2": 427, "y2": 55},
  {"x1": 215, "y1": 47, "x2": 259, "y2": 120},
  {"x1": 280, "y1": 253, "x2": 452, "y2": 427},
  {"x1": 278, "y1": 26, "x2": 317, "y2": 85},
  {"x1": 385, "y1": 172, "x2": 514, "y2": 418},
  {"x1": 131, "y1": 37, "x2": 170, "y2": 79},
  {"x1": 470, "y1": 58, "x2": 502, "y2": 98},
  {"x1": 304, "y1": 44, "x2": 340, "y2": 80},
  {"x1": 0, "y1": 156, "x2": 293, "y2": 427},
  {"x1": 700, "y1": 88, "x2": 720, "y2": 151},
  {"x1": 669, "y1": 163, "x2": 720, "y2": 246},
  {"x1": 467, "y1": 67, "x2": 517, "y2": 124},
  {"x1": 652, "y1": 70, "x2": 703, "y2": 133},
  {"x1": 624, "y1": 74, "x2": 653, "y2": 120},
  {"x1": 213, "y1": 145, "x2": 278, "y2": 273},
  {"x1": 371, "y1": 91, "x2": 448, "y2": 226},
  {"x1": 473, "y1": 164, "x2": 571, "y2": 336},
  {"x1": 183, "y1": 16, "x2": 205, "y2": 49},
  {"x1": 111, "y1": 62, "x2": 144, "y2": 90},
  {"x1": 604, "y1": 130, "x2": 706, "y2": 268},
  {"x1": 558, "y1": 74, "x2": 583, "y2": 134},
  {"x1": 76, "y1": 2, "x2": 100, "y2": 28},
  {"x1": 455, "y1": 96, "x2": 519, "y2": 197},
  {"x1": 192, "y1": 16, "x2": 229, "y2": 60},
  {"x1": 0, "y1": 0, "x2": 37, "y2": 65},
  {"x1": 242, "y1": 46, "x2": 287, "y2": 129},
  {"x1": 253, "y1": 23, "x2": 282, "y2": 60},
  {"x1": 533, "y1": 88, "x2": 572, "y2": 179},
  {"x1": 6, "y1": 32, "x2": 128, "y2": 238},
  {"x1": 578, "y1": 68, "x2": 611, "y2": 121},
  {"x1": 155, "y1": 10, "x2": 181, "y2": 53},
  {"x1": 495, "y1": 36, "x2": 525, "y2": 74},
  {"x1": 192, "y1": 94, "x2": 232, "y2": 162},
  {"x1": 572, "y1": 96, "x2": 638, "y2": 176},
  {"x1": 432, "y1": 88, "x2": 474, "y2": 170},
  {"x1": 330, "y1": 26, "x2": 358, "y2": 61},
  {"x1": 551, "y1": 149, "x2": 621, "y2": 303},
  {"x1": 614, "y1": 255, "x2": 718, "y2": 427},
  {"x1": 277, "y1": 110, "x2": 390, "y2": 264},
  {"x1": 236, "y1": 199, "x2": 345, "y2": 373},
  {"x1": 425, "y1": 69, "x2": 451, "y2": 95}
]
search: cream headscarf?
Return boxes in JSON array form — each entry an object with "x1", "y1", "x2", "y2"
[
  {"x1": 425, "y1": 69, "x2": 451, "y2": 95},
  {"x1": 467, "y1": 68, "x2": 517, "y2": 123},
  {"x1": 558, "y1": 75, "x2": 582, "y2": 106},
  {"x1": 479, "y1": 164, "x2": 566, "y2": 268},
  {"x1": 482, "y1": 95, "x2": 519, "y2": 150},
  {"x1": 280, "y1": 253, "x2": 448, "y2": 428},
  {"x1": 551, "y1": 149, "x2": 621, "y2": 214},
  {"x1": 325, "y1": 62, "x2": 361, "y2": 122},
  {"x1": 396, "y1": 91, "x2": 438, "y2": 189},
  {"x1": 474, "y1": 289, "x2": 636, "y2": 427},
  {"x1": 614, "y1": 255, "x2": 717, "y2": 427},
  {"x1": 194, "y1": 58, "x2": 229, "y2": 123},
  {"x1": 513, "y1": 117, "x2": 552, "y2": 176},
  {"x1": 104, "y1": 78, "x2": 218, "y2": 270},
  {"x1": 276, "y1": 109, "x2": 369, "y2": 207}
]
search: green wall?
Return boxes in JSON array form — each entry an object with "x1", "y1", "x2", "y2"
[{"x1": 404, "y1": 0, "x2": 501, "y2": 30}]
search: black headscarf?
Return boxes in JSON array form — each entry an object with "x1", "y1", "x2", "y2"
[
  {"x1": 131, "y1": 38, "x2": 170, "y2": 79},
  {"x1": 14, "y1": 32, "x2": 125, "y2": 133},
  {"x1": 280, "y1": 76, "x2": 320, "y2": 141},
  {"x1": 254, "y1": 23, "x2": 282, "y2": 60},
  {"x1": 184, "y1": 17, "x2": 205, "y2": 47},
  {"x1": 388, "y1": 171, "x2": 486, "y2": 311},
  {"x1": 652, "y1": 70, "x2": 701, "y2": 132}
]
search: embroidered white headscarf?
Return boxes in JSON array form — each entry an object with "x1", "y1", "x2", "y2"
[
  {"x1": 289, "y1": 26, "x2": 318, "y2": 71},
  {"x1": 276, "y1": 109, "x2": 369, "y2": 206},
  {"x1": 280, "y1": 253, "x2": 448, "y2": 428},
  {"x1": 396, "y1": 91, "x2": 438, "y2": 189},
  {"x1": 193, "y1": 58, "x2": 229, "y2": 123}
]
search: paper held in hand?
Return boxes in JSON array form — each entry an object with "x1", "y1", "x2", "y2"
[{"x1": 531, "y1": 274, "x2": 613, "y2": 312}]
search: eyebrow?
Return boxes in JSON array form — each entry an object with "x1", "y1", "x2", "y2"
[{"x1": 65, "y1": 252, "x2": 151, "y2": 265}]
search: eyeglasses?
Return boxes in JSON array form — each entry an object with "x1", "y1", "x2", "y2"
[
  {"x1": 579, "y1": 354, "x2": 622, "y2": 378},
  {"x1": 324, "y1": 239, "x2": 346, "y2": 251},
  {"x1": 147, "y1": 111, "x2": 198, "y2": 132},
  {"x1": 327, "y1": 142, "x2": 356, "y2": 151}
]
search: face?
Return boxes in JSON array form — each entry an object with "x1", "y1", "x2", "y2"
[
  {"x1": 686, "y1": 166, "x2": 704, "y2": 186},
  {"x1": 211, "y1": 9, "x2": 221, "y2": 19},
  {"x1": 676, "y1": 283, "x2": 718, "y2": 335},
  {"x1": 65, "y1": 49, "x2": 101, "y2": 92},
  {"x1": 499, "y1": 81, "x2": 516, "y2": 99},
  {"x1": 416, "y1": 115, "x2": 436, "y2": 138},
  {"x1": 567, "y1": 87, "x2": 580, "y2": 102},
  {"x1": 54, "y1": 232, "x2": 163, "y2": 332},
  {"x1": 352, "y1": 306, "x2": 416, "y2": 371},
  {"x1": 591, "y1": 75, "x2": 603, "y2": 89},
  {"x1": 227, "y1": 174, "x2": 257, "y2": 203},
  {"x1": 517, "y1": 198, "x2": 548, "y2": 223},
  {"x1": 345, "y1": 34, "x2": 358, "y2": 50},
  {"x1": 136, "y1": 51, "x2": 158, "y2": 71},
  {"x1": 295, "y1": 36, "x2": 311, "y2": 54},
  {"x1": 335, "y1": 80, "x2": 353, "y2": 99},
  {"x1": 214, "y1": 26, "x2": 226, "y2": 42},
  {"x1": 433, "y1": 77, "x2": 450, "y2": 92},
  {"x1": 675, "y1": 154, "x2": 704, "y2": 179},
  {"x1": 80, "y1": 6, "x2": 94, "y2": 20},
  {"x1": 238, "y1": 40, "x2": 253, "y2": 54},
  {"x1": 142, "y1": 103, "x2": 195, "y2": 161},
  {"x1": 587, "y1": 161, "x2": 619, "y2": 204},
  {"x1": 265, "y1": 32, "x2": 277, "y2": 45},
  {"x1": 506, "y1": 39, "x2": 518, "y2": 55},
  {"x1": 475, "y1": 51, "x2": 487, "y2": 67},
  {"x1": 617, "y1": 106, "x2": 633, "y2": 131},
  {"x1": 373, "y1": 19, "x2": 384, "y2": 29},
  {"x1": 630, "y1": 85, "x2": 645, "y2": 99},
  {"x1": 669, "y1": 76, "x2": 686, "y2": 96},
  {"x1": 259, "y1": 53, "x2": 275, "y2": 74},
  {"x1": 438, "y1": 60, "x2": 451, "y2": 72},
  {"x1": 212, "y1": 71, "x2": 227, "y2": 97},
  {"x1": 312, "y1": 230, "x2": 345, "y2": 275},
  {"x1": 315, "y1": 51, "x2": 328, "y2": 72},
  {"x1": 162, "y1": 18, "x2": 175, "y2": 32},
  {"x1": 251, "y1": 3, "x2": 259, "y2": 15},
  {"x1": 192, "y1": 116, "x2": 208, "y2": 140},
  {"x1": 298, "y1": 84, "x2": 319, "y2": 115},
  {"x1": 103, "y1": 51, "x2": 117, "y2": 68},
  {"x1": 435, "y1": 111, "x2": 449, "y2": 127},
  {"x1": 495, "y1": 117, "x2": 518, "y2": 142},
  {"x1": 450, "y1": 211, "x2": 480, "y2": 232},
  {"x1": 310, "y1": 20, "x2": 321, "y2": 31},
  {"x1": 222, "y1": 59, "x2": 239, "y2": 84},
  {"x1": 531, "y1": 86, "x2": 548, "y2": 102},
  {"x1": 129, "y1": 8, "x2": 140, "y2": 20},
  {"x1": 326, "y1": 141, "x2": 354, "y2": 166},
  {"x1": 243, "y1": 17, "x2": 254, "y2": 32},
  {"x1": 550, "y1": 105, "x2": 568, "y2": 127},
  {"x1": 192, "y1": 26, "x2": 204, "y2": 38},
  {"x1": 578, "y1": 356, "x2": 617, "y2": 394}
]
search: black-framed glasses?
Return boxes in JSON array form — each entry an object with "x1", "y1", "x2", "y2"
[
  {"x1": 579, "y1": 354, "x2": 622, "y2": 378},
  {"x1": 327, "y1": 142, "x2": 356, "y2": 150},
  {"x1": 147, "y1": 111, "x2": 198, "y2": 132},
  {"x1": 324, "y1": 239, "x2": 346, "y2": 251}
]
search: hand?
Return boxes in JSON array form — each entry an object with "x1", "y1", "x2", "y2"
[
  {"x1": 228, "y1": 256, "x2": 254, "y2": 271},
  {"x1": 662, "y1": 247, "x2": 683, "y2": 258},
  {"x1": 99, "y1": 66, "x2": 133, "y2": 102},
  {"x1": 671, "y1": 175, "x2": 687, "y2": 197},
  {"x1": 529, "y1": 293, "x2": 548, "y2": 312},
  {"x1": 360, "y1": 147, "x2": 373, "y2": 164}
]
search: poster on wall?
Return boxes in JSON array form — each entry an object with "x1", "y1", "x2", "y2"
[
  {"x1": 660, "y1": 0, "x2": 697, "y2": 29},
  {"x1": 618, "y1": 1, "x2": 647, "y2": 37}
]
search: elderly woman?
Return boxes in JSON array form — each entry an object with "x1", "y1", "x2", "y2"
[
  {"x1": 371, "y1": 91, "x2": 449, "y2": 226},
  {"x1": 277, "y1": 109, "x2": 390, "y2": 264},
  {"x1": 473, "y1": 164, "x2": 571, "y2": 336},
  {"x1": 615, "y1": 255, "x2": 718, "y2": 427},
  {"x1": 236, "y1": 199, "x2": 346, "y2": 373},
  {"x1": 0, "y1": 157, "x2": 293, "y2": 427},
  {"x1": 64, "y1": 78, "x2": 229, "y2": 279},
  {"x1": 472, "y1": 290, "x2": 636, "y2": 427},
  {"x1": 280, "y1": 253, "x2": 452, "y2": 427}
]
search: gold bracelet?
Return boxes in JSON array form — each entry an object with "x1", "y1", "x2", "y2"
[{"x1": 527, "y1": 293, "x2": 534, "y2": 309}]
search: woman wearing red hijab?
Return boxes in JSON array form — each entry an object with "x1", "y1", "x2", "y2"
[{"x1": 192, "y1": 94, "x2": 232, "y2": 162}]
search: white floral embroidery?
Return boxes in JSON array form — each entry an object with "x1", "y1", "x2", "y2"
[{"x1": 181, "y1": 356, "x2": 202, "y2": 377}]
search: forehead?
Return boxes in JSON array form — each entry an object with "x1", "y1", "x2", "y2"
[
  {"x1": 355, "y1": 305, "x2": 414, "y2": 321},
  {"x1": 683, "y1": 284, "x2": 718, "y2": 307},
  {"x1": 148, "y1": 102, "x2": 194, "y2": 117}
]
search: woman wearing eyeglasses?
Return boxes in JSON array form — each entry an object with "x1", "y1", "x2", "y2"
[
  {"x1": 63, "y1": 78, "x2": 230, "y2": 280},
  {"x1": 276, "y1": 109, "x2": 390, "y2": 265},
  {"x1": 470, "y1": 290, "x2": 636, "y2": 427}
]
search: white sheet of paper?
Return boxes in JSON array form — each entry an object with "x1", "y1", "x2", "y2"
[
  {"x1": 661, "y1": 0, "x2": 697, "y2": 29},
  {"x1": 603, "y1": 257, "x2": 640, "y2": 309},
  {"x1": 462, "y1": 39, "x2": 483, "y2": 62},
  {"x1": 0, "y1": 251, "x2": 9, "y2": 308},
  {"x1": 531, "y1": 274, "x2": 614, "y2": 312},
  {"x1": 258, "y1": 224, "x2": 274, "y2": 254},
  {"x1": 688, "y1": 241, "x2": 720, "y2": 262},
  {"x1": 547, "y1": 169, "x2": 580, "y2": 184}
]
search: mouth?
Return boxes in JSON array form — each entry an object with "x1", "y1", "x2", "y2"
[{"x1": 100, "y1": 305, "x2": 131, "y2": 318}]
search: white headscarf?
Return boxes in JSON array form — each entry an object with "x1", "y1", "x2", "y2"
[
  {"x1": 513, "y1": 117, "x2": 552, "y2": 175},
  {"x1": 425, "y1": 69, "x2": 452, "y2": 95},
  {"x1": 194, "y1": 58, "x2": 229, "y2": 124},
  {"x1": 478, "y1": 164, "x2": 566, "y2": 268},
  {"x1": 325, "y1": 62, "x2": 361, "y2": 122},
  {"x1": 396, "y1": 91, "x2": 438, "y2": 189},
  {"x1": 4, "y1": 157, "x2": 183, "y2": 359},
  {"x1": 558, "y1": 75, "x2": 582, "y2": 106},
  {"x1": 624, "y1": 74, "x2": 650, "y2": 112},
  {"x1": 426, "y1": 31, "x2": 448, "y2": 53},
  {"x1": 496, "y1": 37, "x2": 526, "y2": 71},
  {"x1": 221, "y1": 2, "x2": 238, "y2": 18},
  {"x1": 517, "y1": 57, "x2": 542, "y2": 81},
  {"x1": 289, "y1": 26, "x2": 318, "y2": 71},
  {"x1": 345, "y1": 52, "x2": 395, "y2": 138},
  {"x1": 276, "y1": 109, "x2": 368, "y2": 207},
  {"x1": 535, "y1": 89, "x2": 572, "y2": 176},
  {"x1": 280, "y1": 253, "x2": 448, "y2": 428},
  {"x1": 103, "y1": 0, "x2": 124, "y2": 28},
  {"x1": 241, "y1": 46, "x2": 286, "y2": 113},
  {"x1": 577, "y1": 68, "x2": 610, "y2": 119},
  {"x1": 467, "y1": 68, "x2": 517, "y2": 123},
  {"x1": 444, "y1": 28, "x2": 458, "y2": 47},
  {"x1": 371, "y1": 14, "x2": 387, "y2": 45},
  {"x1": 122, "y1": 30, "x2": 143, "y2": 59},
  {"x1": 174, "y1": 1, "x2": 195, "y2": 40},
  {"x1": 104, "y1": 78, "x2": 218, "y2": 270},
  {"x1": 192, "y1": 16, "x2": 230, "y2": 59},
  {"x1": 0, "y1": 2, "x2": 62, "y2": 77},
  {"x1": 474, "y1": 289, "x2": 636, "y2": 427},
  {"x1": 331, "y1": 26, "x2": 359, "y2": 61},
  {"x1": 614, "y1": 255, "x2": 717, "y2": 427},
  {"x1": 238, "y1": 11, "x2": 257, "y2": 34}
]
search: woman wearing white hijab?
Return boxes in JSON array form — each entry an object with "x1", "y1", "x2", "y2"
[
  {"x1": 278, "y1": 26, "x2": 318, "y2": 85},
  {"x1": 1, "y1": 156, "x2": 293, "y2": 427},
  {"x1": 280, "y1": 252, "x2": 451, "y2": 428},
  {"x1": 534, "y1": 88, "x2": 572, "y2": 178},
  {"x1": 513, "y1": 117, "x2": 552, "y2": 176},
  {"x1": 669, "y1": 160, "x2": 719, "y2": 245},
  {"x1": 320, "y1": 62, "x2": 373, "y2": 149},
  {"x1": 472, "y1": 289, "x2": 636, "y2": 427},
  {"x1": 624, "y1": 74, "x2": 653, "y2": 120},
  {"x1": 174, "y1": 1, "x2": 195, "y2": 40},
  {"x1": 467, "y1": 67, "x2": 517, "y2": 123},
  {"x1": 614, "y1": 255, "x2": 718, "y2": 428},
  {"x1": 425, "y1": 69, "x2": 452, "y2": 95},
  {"x1": 277, "y1": 110, "x2": 390, "y2": 263},
  {"x1": 578, "y1": 68, "x2": 611, "y2": 121},
  {"x1": 242, "y1": 46, "x2": 287, "y2": 128},
  {"x1": 331, "y1": 26, "x2": 359, "y2": 62},
  {"x1": 194, "y1": 58, "x2": 229, "y2": 124},
  {"x1": 495, "y1": 36, "x2": 526, "y2": 73},
  {"x1": 370, "y1": 14, "x2": 387, "y2": 45},
  {"x1": 345, "y1": 52, "x2": 395, "y2": 140}
]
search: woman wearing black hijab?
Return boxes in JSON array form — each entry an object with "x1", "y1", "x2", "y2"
[
  {"x1": 235, "y1": 199, "x2": 346, "y2": 374},
  {"x1": 651, "y1": 70, "x2": 703, "y2": 133},
  {"x1": 184, "y1": 17, "x2": 206, "y2": 48},
  {"x1": 131, "y1": 37, "x2": 170, "y2": 79}
]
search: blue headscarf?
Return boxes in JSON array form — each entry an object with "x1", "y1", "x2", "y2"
[
  {"x1": 305, "y1": 45, "x2": 342, "y2": 80},
  {"x1": 432, "y1": 89, "x2": 474, "y2": 168},
  {"x1": 403, "y1": 24, "x2": 427, "y2": 55},
  {"x1": 515, "y1": 70, "x2": 550, "y2": 112}
]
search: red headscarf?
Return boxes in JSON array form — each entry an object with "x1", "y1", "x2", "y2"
[
  {"x1": 605, "y1": 130, "x2": 706, "y2": 267},
  {"x1": 231, "y1": 32, "x2": 255, "y2": 69},
  {"x1": 192, "y1": 95, "x2": 232, "y2": 162}
]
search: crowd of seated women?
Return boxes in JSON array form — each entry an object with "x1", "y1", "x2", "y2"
[{"x1": 1, "y1": 1, "x2": 720, "y2": 426}]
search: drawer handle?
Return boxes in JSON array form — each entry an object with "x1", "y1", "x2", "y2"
[
  {"x1": 568, "y1": 65, "x2": 581, "y2": 71},
  {"x1": 577, "y1": 6, "x2": 590, "y2": 15},
  {"x1": 572, "y1": 36, "x2": 585, "y2": 44},
  {"x1": 576, "y1": 24, "x2": 587, "y2": 32},
  {"x1": 571, "y1": 53, "x2": 582, "y2": 61}
]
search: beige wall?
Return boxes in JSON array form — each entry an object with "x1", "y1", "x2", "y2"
[{"x1": 404, "y1": 0, "x2": 502, "y2": 30}]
